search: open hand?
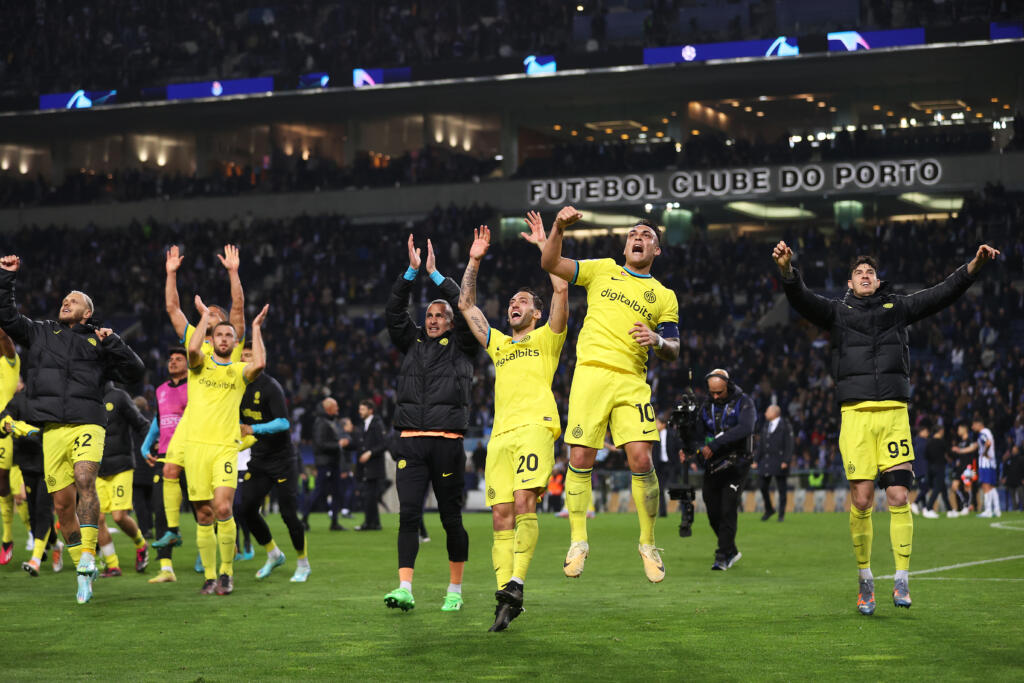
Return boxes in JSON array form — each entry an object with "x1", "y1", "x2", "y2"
[
  {"x1": 166, "y1": 245, "x2": 184, "y2": 274},
  {"x1": 217, "y1": 244, "x2": 240, "y2": 272},
  {"x1": 520, "y1": 211, "x2": 547, "y2": 249},
  {"x1": 469, "y1": 225, "x2": 491, "y2": 261},
  {"x1": 425, "y1": 238, "x2": 436, "y2": 274},
  {"x1": 629, "y1": 321, "x2": 659, "y2": 347},
  {"x1": 194, "y1": 295, "x2": 209, "y2": 317},
  {"x1": 252, "y1": 303, "x2": 269, "y2": 328},
  {"x1": 407, "y1": 235, "x2": 421, "y2": 270}
]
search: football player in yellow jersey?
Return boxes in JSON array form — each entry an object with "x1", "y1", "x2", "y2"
[
  {"x1": 459, "y1": 217, "x2": 568, "y2": 632},
  {"x1": 0, "y1": 329, "x2": 20, "y2": 565},
  {"x1": 186, "y1": 296, "x2": 268, "y2": 595},
  {"x1": 541, "y1": 206, "x2": 680, "y2": 583},
  {"x1": 153, "y1": 244, "x2": 245, "y2": 559}
]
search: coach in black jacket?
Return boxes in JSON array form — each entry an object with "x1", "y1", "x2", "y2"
[
  {"x1": 756, "y1": 405, "x2": 793, "y2": 522},
  {"x1": 382, "y1": 235, "x2": 477, "y2": 610},
  {"x1": 355, "y1": 400, "x2": 388, "y2": 530},
  {"x1": 0, "y1": 255, "x2": 143, "y2": 599},
  {"x1": 773, "y1": 241, "x2": 999, "y2": 613}
]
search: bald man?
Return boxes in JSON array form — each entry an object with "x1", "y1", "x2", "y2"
[
  {"x1": 301, "y1": 398, "x2": 350, "y2": 531},
  {"x1": 756, "y1": 405, "x2": 794, "y2": 522},
  {"x1": 685, "y1": 369, "x2": 756, "y2": 571}
]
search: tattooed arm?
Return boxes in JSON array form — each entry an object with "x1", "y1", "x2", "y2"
[{"x1": 458, "y1": 226, "x2": 492, "y2": 348}]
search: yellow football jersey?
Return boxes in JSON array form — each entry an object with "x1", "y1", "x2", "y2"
[
  {"x1": 0, "y1": 353, "x2": 19, "y2": 410},
  {"x1": 186, "y1": 357, "x2": 249, "y2": 447},
  {"x1": 486, "y1": 324, "x2": 567, "y2": 438},
  {"x1": 572, "y1": 258, "x2": 678, "y2": 376},
  {"x1": 182, "y1": 322, "x2": 244, "y2": 362}
]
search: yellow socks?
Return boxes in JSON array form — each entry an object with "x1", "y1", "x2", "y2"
[
  {"x1": 101, "y1": 542, "x2": 120, "y2": 570},
  {"x1": 512, "y1": 514, "x2": 538, "y2": 581},
  {"x1": 217, "y1": 517, "x2": 236, "y2": 577},
  {"x1": 17, "y1": 500, "x2": 30, "y2": 529},
  {"x1": 297, "y1": 538, "x2": 308, "y2": 561},
  {"x1": 492, "y1": 529, "x2": 514, "y2": 589},
  {"x1": 67, "y1": 542, "x2": 83, "y2": 565},
  {"x1": 164, "y1": 477, "x2": 182, "y2": 528},
  {"x1": 131, "y1": 529, "x2": 146, "y2": 549},
  {"x1": 32, "y1": 529, "x2": 50, "y2": 561},
  {"x1": 159, "y1": 558, "x2": 174, "y2": 571},
  {"x1": 80, "y1": 523, "x2": 98, "y2": 556},
  {"x1": 1, "y1": 493, "x2": 12, "y2": 543},
  {"x1": 850, "y1": 506, "x2": 873, "y2": 569},
  {"x1": 631, "y1": 469, "x2": 660, "y2": 546},
  {"x1": 263, "y1": 539, "x2": 278, "y2": 555},
  {"x1": 566, "y1": 465, "x2": 592, "y2": 543},
  {"x1": 889, "y1": 503, "x2": 913, "y2": 571},
  {"x1": 196, "y1": 523, "x2": 217, "y2": 581}
]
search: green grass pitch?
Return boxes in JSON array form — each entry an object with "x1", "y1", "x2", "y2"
[{"x1": 3, "y1": 510, "x2": 1022, "y2": 681}]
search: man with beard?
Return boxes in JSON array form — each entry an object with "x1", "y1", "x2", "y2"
[{"x1": 458, "y1": 216, "x2": 568, "y2": 632}]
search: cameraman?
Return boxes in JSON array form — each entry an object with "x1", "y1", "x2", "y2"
[{"x1": 686, "y1": 369, "x2": 756, "y2": 571}]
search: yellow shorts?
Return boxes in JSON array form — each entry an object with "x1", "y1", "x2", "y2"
[
  {"x1": 97, "y1": 470, "x2": 134, "y2": 513},
  {"x1": 164, "y1": 419, "x2": 187, "y2": 467},
  {"x1": 839, "y1": 404, "x2": 915, "y2": 480},
  {"x1": 485, "y1": 424, "x2": 555, "y2": 506},
  {"x1": 42, "y1": 423, "x2": 106, "y2": 493},
  {"x1": 0, "y1": 434, "x2": 12, "y2": 470},
  {"x1": 184, "y1": 442, "x2": 237, "y2": 501},
  {"x1": 566, "y1": 363, "x2": 659, "y2": 449}
]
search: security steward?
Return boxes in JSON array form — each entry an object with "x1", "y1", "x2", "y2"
[{"x1": 686, "y1": 369, "x2": 755, "y2": 571}]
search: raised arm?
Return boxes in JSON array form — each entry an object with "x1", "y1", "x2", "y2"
[
  {"x1": 773, "y1": 241, "x2": 836, "y2": 329},
  {"x1": 386, "y1": 236, "x2": 422, "y2": 353},
  {"x1": 458, "y1": 225, "x2": 492, "y2": 347},
  {"x1": 521, "y1": 211, "x2": 569, "y2": 334},
  {"x1": 0, "y1": 256, "x2": 36, "y2": 347},
  {"x1": 540, "y1": 206, "x2": 583, "y2": 282},
  {"x1": 165, "y1": 246, "x2": 189, "y2": 340},
  {"x1": 243, "y1": 304, "x2": 268, "y2": 383},
  {"x1": 188, "y1": 296, "x2": 211, "y2": 369},
  {"x1": 0, "y1": 328, "x2": 16, "y2": 360},
  {"x1": 218, "y1": 244, "x2": 246, "y2": 340},
  {"x1": 902, "y1": 244, "x2": 999, "y2": 324}
]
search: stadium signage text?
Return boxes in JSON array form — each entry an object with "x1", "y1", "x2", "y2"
[{"x1": 526, "y1": 158, "x2": 943, "y2": 205}]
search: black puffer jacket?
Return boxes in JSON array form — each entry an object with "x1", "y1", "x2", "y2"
[
  {"x1": 386, "y1": 273, "x2": 477, "y2": 432},
  {"x1": 0, "y1": 269, "x2": 145, "y2": 425},
  {"x1": 99, "y1": 383, "x2": 150, "y2": 476},
  {"x1": 4, "y1": 392, "x2": 43, "y2": 474},
  {"x1": 782, "y1": 264, "x2": 977, "y2": 404}
]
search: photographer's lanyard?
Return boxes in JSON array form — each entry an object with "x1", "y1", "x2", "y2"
[{"x1": 710, "y1": 401, "x2": 737, "y2": 438}]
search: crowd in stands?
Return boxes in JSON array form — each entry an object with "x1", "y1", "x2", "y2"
[
  {"x1": 0, "y1": 189, "x2": 1020, "y2": 494},
  {"x1": 2, "y1": 0, "x2": 1019, "y2": 100},
  {"x1": 0, "y1": 145, "x2": 499, "y2": 209},
  {"x1": 0, "y1": 123, "x2": 1008, "y2": 210}
]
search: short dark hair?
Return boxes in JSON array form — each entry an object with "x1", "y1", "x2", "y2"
[
  {"x1": 849, "y1": 255, "x2": 878, "y2": 277},
  {"x1": 168, "y1": 346, "x2": 186, "y2": 359},
  {"x1": 243, "y1": 340, "x2": 253, "y2": 351},
  {"x1": 359, "y1": 399, "x2": 375, "y2": 411},
  {"x1": 514, "y1": 287, "x2": 543, "y2": 313},
  {"x1": 212, "y1": 320, "x2": 236, "y2": 336},
  {"x1": 634, "y1": 218, "x2": 662, "y2": 246}
]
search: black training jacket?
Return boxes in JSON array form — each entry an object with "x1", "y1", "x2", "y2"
[
  {"x1": 386, "y1": 273, "x2": 477, "y2": 433},
  {"x1": 99, "y1": 383, "x2": 150, "y2": 477},
  {"x1": 0, "y1": 269, "x2": 144, "y2": 426},
  {"x1": 781, "y1": 264, "x2": 977, "y2": 405}
]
